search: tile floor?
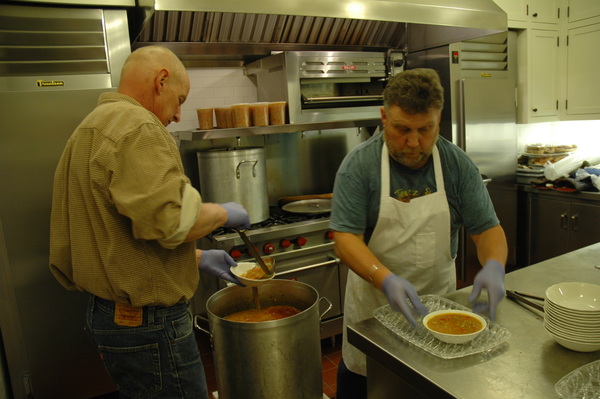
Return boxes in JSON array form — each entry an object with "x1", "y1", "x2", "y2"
[{"x1": 197, "y1": 332, "x2": 343, "y2": 398}]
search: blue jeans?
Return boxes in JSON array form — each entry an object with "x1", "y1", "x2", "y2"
[{"x1": 86, "y1": 295, "x2": 209, "y2": 399}]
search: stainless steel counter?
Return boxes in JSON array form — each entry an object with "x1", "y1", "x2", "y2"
[{"x1": 347, "y1": 243, "x2": 600, "y2": 399}]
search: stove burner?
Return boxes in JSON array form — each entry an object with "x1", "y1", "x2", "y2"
[{"x1": 211, "y1": 206, "x2": 330, "y2": 237}]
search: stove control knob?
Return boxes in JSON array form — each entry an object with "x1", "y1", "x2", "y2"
[
  {"x1": 295, "y1": 236, "x2": 308, "y2": 247},
  {"x1": 325, "y1": 230, "x2": 335, "y2": 240},
  {"x1": 280, "y1": 239, "x2": 292, "y2": 249},
  {"x1": 230, "y1": 249, "x2": 242, "y2": 260},
  {"x1": 263, "y1": 243, "x2": 275, "y2": 254}
]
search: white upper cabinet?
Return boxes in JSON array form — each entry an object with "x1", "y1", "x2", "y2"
[
  {"x1": 560, "y1": 0, "x2": 600, "y2": 120},
  {"x1": 517, "y1": 29, "x2": 560, "y2": 123},
  {"x1": 567, "y1": 0, "x2": 600, "y2": 23},
  {"x1": 493, "y1": 0, "x2": 560, "y2": 27},
  {"x1": 530, "y1": 30, "x2": 560, "y2": 119},
  {"x1": 564, "y1": 21, "x2": 600, "y2": 118},
  {"x1": 529, "y1": 0, "x2": 561, "y2": 24},
  {"x1": 498, "y1": 0, "x2": 600, "y2": 122}
]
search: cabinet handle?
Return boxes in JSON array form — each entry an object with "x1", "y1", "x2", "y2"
[
  {"x1": 532, "y1": 12, "x2": 538, "y2": 17},
  {"x1": 532, "y1": 108, "x2": 538, "y2": 112},
  {"x1": 560, "y1": 212, "x2": 568, "y2": 230},
  {"x1": 571, "y1": 214, "x2": 579, "y2": 231}
]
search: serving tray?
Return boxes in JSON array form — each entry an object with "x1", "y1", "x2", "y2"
[
  {"x1": 373, "y1": 295, "x2": 511, "y2": 359},
  {"x1": 555, "y1": 359, "x2": 600, "y2": 399}
]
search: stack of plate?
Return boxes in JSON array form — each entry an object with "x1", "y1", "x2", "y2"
[{"x1": 544, "y1": 282, "x2": 600, "y2": 352}]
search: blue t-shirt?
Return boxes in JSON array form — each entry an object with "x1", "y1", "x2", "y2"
[{"x1": 330, "y1": 132, "x2": 499, "y2": 258}]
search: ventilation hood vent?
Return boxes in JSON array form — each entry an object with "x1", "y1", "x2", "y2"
[{"x1": 131, "y1": 0, "x2": 507, "y2": 66}]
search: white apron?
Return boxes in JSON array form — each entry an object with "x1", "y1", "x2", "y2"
[{"x1": 342, "y1": 144, "x2": 456, "y2": 375}]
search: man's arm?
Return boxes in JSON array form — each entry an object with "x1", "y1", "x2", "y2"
[
  {"x1": 470, "y1": 224, "x2": 508, "y2": 266},
  {"x1": 333, "y1": 231, "x2": 392, "y2": 289}
]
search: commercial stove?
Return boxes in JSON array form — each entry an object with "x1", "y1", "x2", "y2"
[{"x1": 195, "y1": 207, "x2": 347, "y2": 339}]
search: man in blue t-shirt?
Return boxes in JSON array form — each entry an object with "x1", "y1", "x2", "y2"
[{"x1": 331, "y1": 68, "x2": 508, "y2": 399}]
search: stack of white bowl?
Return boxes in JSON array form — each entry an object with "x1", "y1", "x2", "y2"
[{"x1": 544, "y1": 282, "x2": 600, "y2": 352}]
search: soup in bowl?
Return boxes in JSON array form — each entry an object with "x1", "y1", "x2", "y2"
[{"x1": 423, "y1": 309, "x2": 487, "y2": 344}]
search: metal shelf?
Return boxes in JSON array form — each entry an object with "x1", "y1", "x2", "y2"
[{"x1": 176, "y1": 118, "x2": 381, "y2": 141}]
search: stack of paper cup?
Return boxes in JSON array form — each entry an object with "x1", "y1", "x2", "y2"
[{"x1": 196, "y1": 108, "x2": 214, "y2": 130}]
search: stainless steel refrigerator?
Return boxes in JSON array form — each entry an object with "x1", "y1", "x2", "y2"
[
  {"x1": 0, "y1": 4, "x2": 130, "y2": 398},
  {"x1": 406, "y1": 31, "x2": 518, "y2": 285}
]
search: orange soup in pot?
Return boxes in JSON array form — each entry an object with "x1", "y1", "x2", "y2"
[{"x1": 224, "y1": 306, "x2": 301, "y2": 322}]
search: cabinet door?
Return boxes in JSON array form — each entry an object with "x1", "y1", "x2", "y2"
[
  {"x1": 530, "y1": 0, "x2": 561, "y2": 24},
  {"x1": 529, "y1": 196, "x2": 570, "y2": 264},
  {"x1": 568, "y1": 0, "x2": 600, "y2": 23},
  {"x1": 566, "y1": 23, "x2": 600, "y2": 116},
  {"x1": 569, "y1": 202, "x2": 600, "y2": 251},
  {"x1": 529, "y1": 29, "x2": 560, "y2": 119}
]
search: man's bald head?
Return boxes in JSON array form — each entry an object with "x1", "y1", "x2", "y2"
[{"x1": 118, "y1": 46, "x2": 190, "y2": 126}]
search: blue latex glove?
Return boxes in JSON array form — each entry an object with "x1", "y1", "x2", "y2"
[
  {"x1": 220, "y1": 202, "x2": 251, "y2": 229},
  {"x1": 381, "y1": 274, "x2": 429, "y2": 327},
  {"x1": 198, "y1": 249, "x2": 244, "y2": 286},
  {"x1": 468, "y1": 260, "x2": 505, "y2": 320}
]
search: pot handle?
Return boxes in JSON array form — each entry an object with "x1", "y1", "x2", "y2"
[
  {"x1": 236, "y1": 159, "x2": 258, "y2": 179},
  {"x1": 193, "y1": 314, "x2": 212, "y2": 338},
  {"x1": 319, "y1": 296, "x2": 333, "y2": 320}
]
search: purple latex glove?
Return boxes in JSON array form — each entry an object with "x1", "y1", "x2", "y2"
[
  {"x1": 468, "y1": 260, "x2": 505, "y2": 320},
  {"x1": 381, "y1": 274, "x2": 429, "y2": 327},
  {"x1": 220, "y1": 202, "x2": 251, "y2": 229},
  {"x1": 198, "y1": 249, "x2": 243, "y2": 286}
]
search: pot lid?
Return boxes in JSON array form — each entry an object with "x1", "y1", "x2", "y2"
[{"x1": 282, "y1": 199, "x2": 331, "y2": 214}]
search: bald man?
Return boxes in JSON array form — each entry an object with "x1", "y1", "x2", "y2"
[{"x1": 49, "y1": 46, "x2": 249, "y2": 398}]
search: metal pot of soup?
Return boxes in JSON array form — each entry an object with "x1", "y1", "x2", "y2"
[{"x1": 195, "y1": 280, "x2": 331, "y2": 399}]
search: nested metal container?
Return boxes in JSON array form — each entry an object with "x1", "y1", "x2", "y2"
[
  {"x1": 197, "y1": 147, "x2": 269, "y2": 223},
  {"x1": 196, "y1": 280, "x2": 328, "y2": 399}
]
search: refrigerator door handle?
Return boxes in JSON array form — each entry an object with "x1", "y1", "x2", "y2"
[{"x1": 457, "y1": 79, "x2": 466, "y2": 150}]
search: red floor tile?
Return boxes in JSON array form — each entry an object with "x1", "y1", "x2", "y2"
[{"x1": 322, "y1": 365, "x2": 338, "y2": 386}]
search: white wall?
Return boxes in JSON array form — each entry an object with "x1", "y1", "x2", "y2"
[{"x1": 167, "y1": 67, "x2": 258, "y2": 133}]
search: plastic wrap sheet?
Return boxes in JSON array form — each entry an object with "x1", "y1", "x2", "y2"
[
  {"x1": 555, "y1": 359, "x2": 600, "y2": 399},
  {"x1": 373, "y1": 295, "x2": 511, "y2": 359}
]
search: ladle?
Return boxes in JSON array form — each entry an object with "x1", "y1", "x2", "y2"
[{"x1": 234, "y1": 228, "x2": 274, "y2": 277}]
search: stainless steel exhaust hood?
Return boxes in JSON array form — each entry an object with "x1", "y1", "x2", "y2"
[{"x1": 131, "y1": 0, "x2": 507, "y2": 66}]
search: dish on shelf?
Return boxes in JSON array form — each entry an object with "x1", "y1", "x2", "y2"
[
  {"x1": 525, "y1": 143, "x2": 578, "y2": 155},
  {"x1": 373, "y1": 295, "x2": 511, "y2": 359},
  {"x1": 517, "y1": 165, "x2": 545, "y2": 176},
  {"x1": 523, "y1": 152, "x2": 575, "y2": 158},
  {"x1": 524, "y1": 153, "x2": 573, "y2": 167}
]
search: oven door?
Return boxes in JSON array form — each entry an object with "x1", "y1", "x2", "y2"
[{"x1": 275, "y1": 253, "x2": 345, "y2": 339}]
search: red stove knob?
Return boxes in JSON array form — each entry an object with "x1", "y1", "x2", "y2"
[
  {"x1": 326, "y1": 230, "x2": 335, "y2": 240},
  {"x1": 263, "y1": 242, "x2": 275, "y2": 254},
  {"x1": 229, "y1": 249, "x2": 242, "y2": 260},
  {"x1": 296, "y1": 236, "x2": 308, "y2": 247},
  {"x1": 280, "y1": 239, "x2": 292, "y2": 249}
]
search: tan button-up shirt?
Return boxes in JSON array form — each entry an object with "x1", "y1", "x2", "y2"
[{"x1": 49, "y1": 92, "x2": 199, "y2": 307}]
